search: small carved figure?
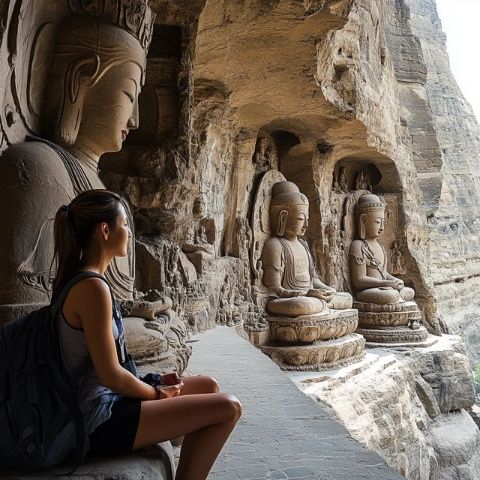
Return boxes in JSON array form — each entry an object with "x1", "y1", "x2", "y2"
[
  {"x1": 167, "y1": 246, "x2": 180, "y2": 283},
  {"x1": 255, "y1": 260, "x2": 264, "y2": 280},
  {"x1": 355, "y1": 170, "x2": 372, "y2": 191},
  {"x1": 334, "y1": 166, "x2": 349, "y2": 192},
  {"x1": 390, "y1": 240, "x2": 406, "y2": 275},
  {"x1": 349, "y1": 194, "x2": 414, "y2": 304},
  {"x1": 196, "y1": 225, "x2": 209, "y2": 245}
]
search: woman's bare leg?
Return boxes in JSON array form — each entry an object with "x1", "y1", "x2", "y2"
[
  {"x1": 179, "y1": 375, "x2": 220, "y2": 396},
  {"x1": 132, "y1": 393, "x2": 242, "y2": 480}
]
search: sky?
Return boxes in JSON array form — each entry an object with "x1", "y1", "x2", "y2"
[{"x1": 436, "y1": 0, "x2": 480, "y2": 122}]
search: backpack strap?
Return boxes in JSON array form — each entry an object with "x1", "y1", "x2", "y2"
[{"x1": 51, "y1": 271, "x2": 114, "y2": 318}]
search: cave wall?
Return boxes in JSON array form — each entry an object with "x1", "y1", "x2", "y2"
[
  {"x1": 405, "y1": 0, "x2": 480, "y2": 370},
  {"x1": 0, "y1": 0, "x2": 479, "y2": 364}
]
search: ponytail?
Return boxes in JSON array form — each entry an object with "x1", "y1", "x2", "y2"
[{"x1": 51, "y1": 189, "x2": 122, "y2": 299}]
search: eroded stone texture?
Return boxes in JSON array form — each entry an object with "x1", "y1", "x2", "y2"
[
  {"x1": 291, "y1": 336, "x2": 477, "y2": 480},
  {"x1": 404, "y1": 0, "x2": 480, "y2": 371}
]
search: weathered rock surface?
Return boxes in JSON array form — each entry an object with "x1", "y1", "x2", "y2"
[
  {"x1": 405, "y1": 0, "x2": 480, "y2": 373},
  {"x1": 93, "y1": 0, "x2": 480, "y2": 368},
  {"x1": 289, "y1": 335, "x2": 478, "y2": 480}
]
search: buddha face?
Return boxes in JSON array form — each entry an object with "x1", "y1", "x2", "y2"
[
  {"x1": 363, "y1": 211, "x2": 385, "y2": 239},
  {"x1": 284, "y1": 205, "x2": 309, "y2": 237},
  {"x1": 76, "y1": 61, "x2": 143, "y2": 155}
]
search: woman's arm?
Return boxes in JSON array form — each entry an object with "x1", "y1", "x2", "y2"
[{"x1": 71, "y1": 277, "x2": 157, "y2": 400}]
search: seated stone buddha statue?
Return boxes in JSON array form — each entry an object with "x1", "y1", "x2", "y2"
[
  {"x1": 261, "y1": 181, "x2": 352, "y2": 316},
  {"x1": 348, "y1": 193, "x2": 428, "y2": 345},
  {"x1": 0, "y1": 2, "x2": 188, "y2": 368},
  {"x1": 349, "y1": 193, "x2": 415, "y2": 305}
]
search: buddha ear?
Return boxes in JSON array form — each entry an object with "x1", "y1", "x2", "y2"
[
  {"x1": 303, "y1": 215, "x2": 308, "y2": 233},
  {"x1": 359, "y1": 213, "x2": 366, "y2": 240},
  {"x1": 277, "y1": 210, "x2": 288, "y2": 236},
  {"x1": 56, "y1": 54, "x2": 100, "y2": 146}
]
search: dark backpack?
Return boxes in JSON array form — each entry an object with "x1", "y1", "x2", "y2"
[{"x1": 0, "y1": 271, "x2": 120, "y2": 473}]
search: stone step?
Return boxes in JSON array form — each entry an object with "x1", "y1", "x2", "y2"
[{"x1": 0, "y1": 442, "x2": 175, "y2": 480}]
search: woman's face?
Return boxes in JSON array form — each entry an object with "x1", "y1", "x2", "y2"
[
  {"x1": 108, "y1": 204, "x2": 132, "y2": 257},
  {"x1": 77, "y1": 61, "x2": 144, "y2": 155}
]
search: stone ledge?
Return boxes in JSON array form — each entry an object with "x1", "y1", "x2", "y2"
[{"x1": 0, "y1": 442, "x2": 175, "y2": 480}]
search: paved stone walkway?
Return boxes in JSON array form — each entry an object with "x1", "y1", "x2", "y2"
[{"x1": 188, "y1": 327, "x2": 404, "y2": 480}]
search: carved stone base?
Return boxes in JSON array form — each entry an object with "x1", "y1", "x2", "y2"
[
  {"x1": 260, "y1": 333, "x2": 365, "y2": 371},
  {"x1": 124, "y1": 316, "x2": 192, "y2": 374},
  {"x1": 268, "y1": 309, "x2": 358, "y2": 343},
  {"x1": 353, "y1": 300, "x2": 421, "y2": 328},
  {"x1": 356, "y1": 325, "x2": 429, "y2": 345}
]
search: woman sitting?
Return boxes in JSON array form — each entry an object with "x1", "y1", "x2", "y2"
[{"x1": 52, "y1": 189, "x2": 242, "y2": 480}]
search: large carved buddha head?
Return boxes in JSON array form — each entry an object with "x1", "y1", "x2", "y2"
[
  {"x1": 43, "y1": 0, "x2": 155, "y2": 156},
  {"x1": 356, "y1": 193, "x2": 386, "y2": 240},
  {"x1": 270, "y1": 181, "x2": 309, "y2": 238}
]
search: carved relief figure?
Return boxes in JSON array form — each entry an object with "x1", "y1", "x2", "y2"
[
  {"x1": 349, "y1": 194, "x2": 414, "y2": 304},
  {"x1": 196, "y1": 225, "x2": 209, "y2": 245},
  {"x1": 354, "y1": 170, "x2": 372, "y2": 191},
  {"x1": 333, "y1": 166, "x2": 348, "y2": 192},
  {"x1": 390, "y1": 240, "x2": 406, "y2": 275}
]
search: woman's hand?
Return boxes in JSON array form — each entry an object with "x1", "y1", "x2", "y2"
[{"x1": 154, "y1": 379, "x2": 184, "y2": 399}]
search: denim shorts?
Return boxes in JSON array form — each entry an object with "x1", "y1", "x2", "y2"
[{"x1": 88, "y1": 396, "x2": 141, "y2": 456}]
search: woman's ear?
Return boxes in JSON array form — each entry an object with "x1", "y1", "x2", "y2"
[
  {"x1": 100, "y1": 222, "x2": 110, "y2": 241},
  {"x1": 56, "y1": 54, "x2": 100, "y2": 146}
]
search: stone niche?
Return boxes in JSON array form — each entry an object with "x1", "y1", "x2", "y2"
[
  {"x1": 247, "y1": 164, "x2": 364, "y2": 371},
  {"x1": 327, "y1": 156, "x2": 434, "y2": 344},
  {"x1": 273, "y1": 138, "x2": 438, "y2": 344},
  {"x1": 328, "y1": 159, "x2": 410, "y2": 282}
]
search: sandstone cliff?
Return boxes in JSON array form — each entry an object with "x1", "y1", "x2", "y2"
[
  {"x1": 291, "y1": 336, "x2": 479, "y2": 480},
  {"x1": 406, "y1": 0, "x2": 480, "y2": 369}
]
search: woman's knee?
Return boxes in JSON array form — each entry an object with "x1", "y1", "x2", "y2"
[
  {"x1": 204, "y1": 376, "x2": 220, "y2": 393},
  {"x1": 216, "y1": 393, "x2": 242, "y2": 423}
]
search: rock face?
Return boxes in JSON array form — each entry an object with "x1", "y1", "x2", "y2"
[
  {"x1": 404, "y1": 0, "x2": 480, "y2": 369},
  {"x1": 289, "y1": 336, "x2": 478, "y2": 480},
  {"x1": 3, "y1": 0, "x2": 478, "y2": 353}
]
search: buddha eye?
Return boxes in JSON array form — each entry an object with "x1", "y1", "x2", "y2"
[{"x1": 123, "y1": 91, "x2": 134, "y2": 103}]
